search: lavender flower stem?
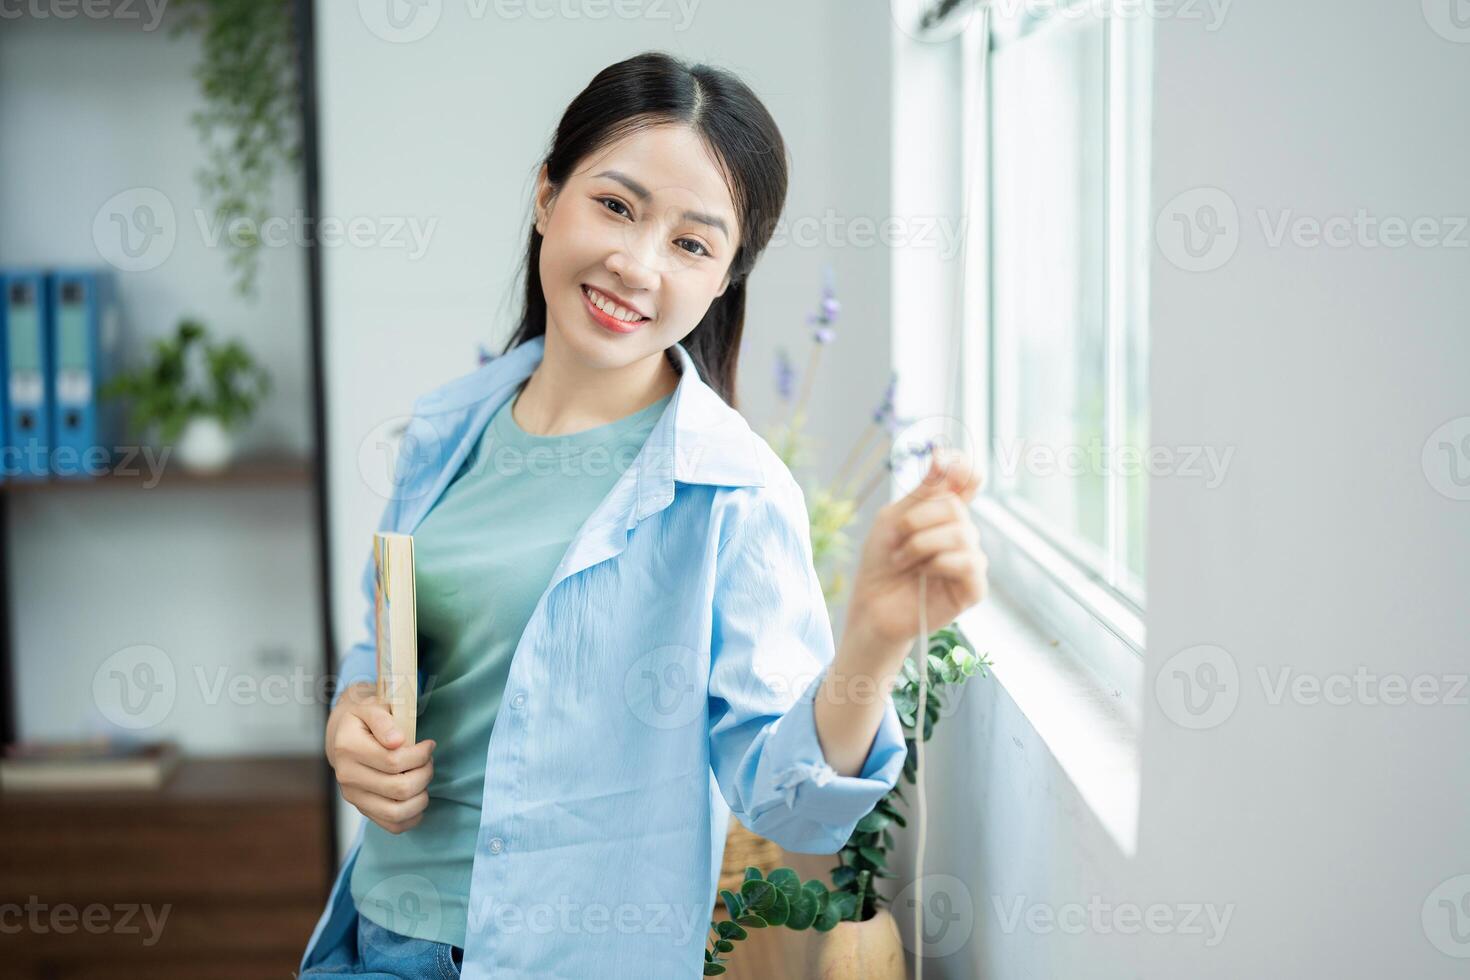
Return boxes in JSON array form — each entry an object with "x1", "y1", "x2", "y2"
[
  {"x1": 789, "y1": 342, "x2": 823, "y2": 429},
  {"x1": 839, "y1": 433, "x2": 893, "y2": 499},
  {"x1": 853, "y1": 450, "x2": 896, "y2": 509},
  {"x1": 832, "y1": 422, "x2": 880, "y2": 492}
]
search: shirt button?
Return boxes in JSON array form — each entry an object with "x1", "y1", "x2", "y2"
[
  {"x1": 487, "y1": 836, "x2": 504, "y2": 854},
  {"x1": 510, "y1": 692, "x2": 527, "y2": 710}
]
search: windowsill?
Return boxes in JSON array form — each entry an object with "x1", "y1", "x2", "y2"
[{"x1": 953, "y1": 587, "x2": 1141, "y2": 857}]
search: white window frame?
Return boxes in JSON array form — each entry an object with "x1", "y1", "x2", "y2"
[{"x1": 956, "y1": 0, "x2": 1153, "y2": 714}]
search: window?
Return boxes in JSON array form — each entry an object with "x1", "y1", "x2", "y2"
[{"x1": 961, "y1": 2, "x2": 1153, "y2": 670}]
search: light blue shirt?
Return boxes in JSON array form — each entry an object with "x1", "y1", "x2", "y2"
[
  {"x1": 350, "y1": 384, "x2": 673, "y2": 948},
  {"x1": 300, "y1": 333, "x2": 908, "y2": 979}
]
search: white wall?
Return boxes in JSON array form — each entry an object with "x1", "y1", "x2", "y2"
[
  {"x1": 1, "y1": 11, "x2": 322, "y2": 755},
  {"x1": 899, "y1": 2, "x2": 1470, "y2": 977},
  {"x1": 315, "y1": 0, "x2": 896, "y2": 853}
]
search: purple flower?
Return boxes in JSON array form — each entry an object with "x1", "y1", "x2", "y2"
[
  {"x1": 774, "y1": 347, "x2": 797, "y2": 402},
  {"x1": 806, "y1": 266, "x2": 840, "y2": 343},
  {"x1": 872, "y1": 372, "x2": 898, "y2": 425},
  {"x1": 882, "y1": 411, "x2": 911, "y2": 438}
]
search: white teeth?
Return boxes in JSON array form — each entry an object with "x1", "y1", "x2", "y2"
[{"x1": 587, "y1": 287, "x2": 645, "y2": 322}]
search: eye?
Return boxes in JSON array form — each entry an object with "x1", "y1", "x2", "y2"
[
  {"x1": 597, "y1": 196, "x2": 631, "y2": 218},
  {"x1": 677, "y1": 238, "x2": 712, "y2": 258}
]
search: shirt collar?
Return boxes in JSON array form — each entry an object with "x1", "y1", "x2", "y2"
[
  {"x1": 403, "y1": 332, "x2": 768, "y2": 591},
  {"x1": 427, "y1": 332, "x2": 767, "y2": 506}
]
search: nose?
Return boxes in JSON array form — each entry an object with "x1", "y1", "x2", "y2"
[{"x1": 605, "y1": 227, "x2": 660, "y2": 293}]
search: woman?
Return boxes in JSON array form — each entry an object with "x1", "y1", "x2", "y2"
[{"x1": 300, "y1": 51, "x2": 986, "y2": 978}]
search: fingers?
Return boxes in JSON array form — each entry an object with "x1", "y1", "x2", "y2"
[
  {"x1": 908, "y1": 448, "x2": 984, "y2": 503},
  {"x1": 335, "y1": 753, "x2": 435, "y2": 836},
  {"x1": 915, "y1": 547, "x2": 989, "y2": 604},
  {"x1": 354, "y1": 696, "x2": 406, "y2": 751},
  {"x1": 337, "y1": 756, "x2": 435, "y2": 803},
  {"x1": 331, "y1": 705, "x2": 435, "y2": 772},
  {"x1": 357, "y1": 733, "x2": 437, "y2": 776},
  {"x1": 892, "y1": 494, "x2": 971, "y2": 543},
  {"x1": 892, "y1": 520, "x2": 979, "y2": 575},
  {"x1": 341, "y1": 780, "x2": 431, "y2": 835}
]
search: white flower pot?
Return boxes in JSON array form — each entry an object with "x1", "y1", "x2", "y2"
[{"x1": 175, "y1": 416, "x2": 235, "y2": 473}]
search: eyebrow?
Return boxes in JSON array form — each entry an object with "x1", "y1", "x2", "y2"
[{"x1": 593, "y1": 169, "x2": 730, "y2": 241}]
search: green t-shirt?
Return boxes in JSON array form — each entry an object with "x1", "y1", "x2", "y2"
[{"x1": 350, "y1": 380, "x2": 673, "y2": 948}]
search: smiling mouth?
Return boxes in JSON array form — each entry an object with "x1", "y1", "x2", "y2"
[{"x1": 581, "y1": 284, "x2": 652, "y2": 332}]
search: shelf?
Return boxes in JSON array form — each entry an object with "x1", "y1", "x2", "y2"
[
  {"x1": 0, "y1": 755, "x2": 330, "y2": 979},
  {"x1": 0, "y1": 452, "x2": 313, "y2": 493},
  {"x1": 0, "y1": 754, "x2": 326, "y2": 808}
]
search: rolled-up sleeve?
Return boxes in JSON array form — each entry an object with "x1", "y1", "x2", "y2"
[{"x1": 706, "y1": 479, "x2": 908, "y2": 854}]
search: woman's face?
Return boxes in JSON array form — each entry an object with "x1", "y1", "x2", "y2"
[{"x1": 534, "y1": 122, "x2": 741, "y2": 370}]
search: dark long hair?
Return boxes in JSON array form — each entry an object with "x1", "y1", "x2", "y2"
[{"x1": 501, "y1": 51, "x2": 789, "y2": 409}]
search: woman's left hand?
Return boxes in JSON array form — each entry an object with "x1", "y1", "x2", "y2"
[{"x1": 842, "y1": 448, "x2": 988, "y2": 672}]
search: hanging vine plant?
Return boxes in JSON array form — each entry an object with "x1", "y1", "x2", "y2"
[{"x1": 170, "y1": 0, "x2": 302, "y2": 299}]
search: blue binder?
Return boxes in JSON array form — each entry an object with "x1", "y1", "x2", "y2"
[
  {"x1": 49, "y1": 269, "x2": 122, "y2": 479},
  {"x1": 0, "y1": 274, "x2": 7, "y2": 485},
  {"x1": 3, "y1": 270, "x2": 52, "y2": 480}
]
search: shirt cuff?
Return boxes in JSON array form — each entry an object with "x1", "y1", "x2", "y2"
[{"x1": 758, "y1": 664, "x2": 907, "y2": 828}]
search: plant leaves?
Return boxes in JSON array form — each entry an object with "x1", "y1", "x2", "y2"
[
  {"x1": 786, "y1": 889, "x2": 820, "y2": 930},
  {"x1": 719, "y1": 889, "x2": 742, "y2": 920},
  {"x1": 768, "y1": 868, "x2": 802, "y2": 904},
  {"x1": 740, "y1": 879, "x2": 777, "y2": 914},
  {"x1": 762, "y1": 889, "x2": 791, "y2": 928}
]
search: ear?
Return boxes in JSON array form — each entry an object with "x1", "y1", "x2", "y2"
[
  {"x1": 714, "y1": 272, "x2": 730, "y2": 299},
  {"x1": 534, "y1": 164, "x2": 554, "y2": 235}
]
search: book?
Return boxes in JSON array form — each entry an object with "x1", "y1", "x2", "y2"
[
  {"x1": 0, "y1": 737, "x2": 180, "y2": 792},
  {"x1": 373, "y1": 531, "x2": 419, "y2": 746}
]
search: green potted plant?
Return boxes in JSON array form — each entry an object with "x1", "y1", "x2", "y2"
[
  {"x1": 101, "y1": 318, "x2": 272, "y2": 472},
  {"x1": 170, "y1": 0, "x2": 302, "y2": 299},
  {"x1": 703, "y1": 271, "x2": 994, "y2": 976},
  {"x1": 704, "y1": 627, "x2": 990, "y2": 977}
]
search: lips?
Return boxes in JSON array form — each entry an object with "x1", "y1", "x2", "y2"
[
  {"x1": 581, "y1": 284, "x2": 650, "y2": 335},
  {"x1": 583, "y1": 283, "x2": 650, "y2": 319}
]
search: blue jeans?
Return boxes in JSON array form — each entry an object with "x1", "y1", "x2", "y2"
[{"x1": 300, "y1": 913, "x2": 463, "y2": 978}]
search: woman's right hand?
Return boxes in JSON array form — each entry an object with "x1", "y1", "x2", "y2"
[{"x1": 325, "y1": 682, "x2": 436, "y2": 835}]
